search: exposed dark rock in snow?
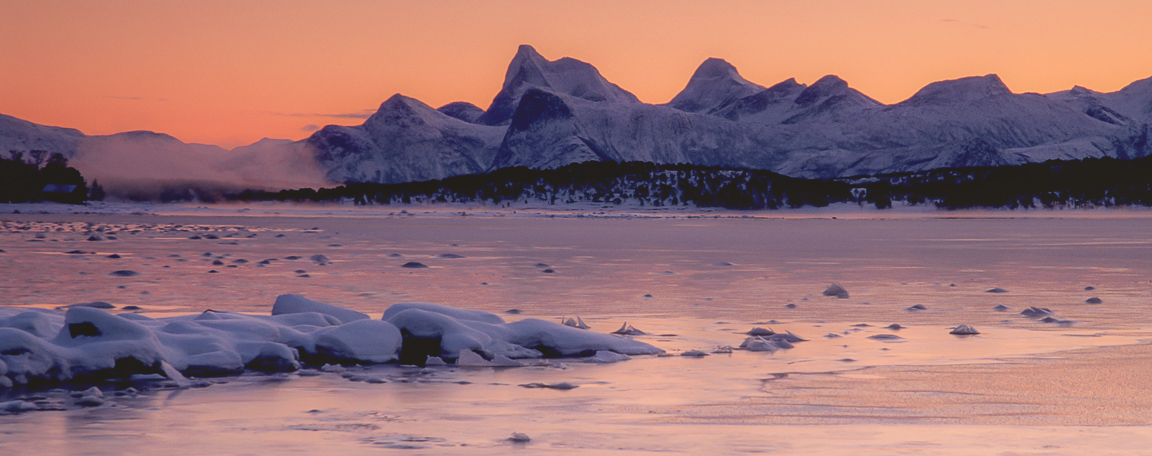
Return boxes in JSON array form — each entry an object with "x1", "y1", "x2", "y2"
[
  {"x1": 1020, "y1": 307, "x2": 1056, "y2": 318},
  {"x1": 822, "y1": 283, "x2": 849, "y2": 299}
]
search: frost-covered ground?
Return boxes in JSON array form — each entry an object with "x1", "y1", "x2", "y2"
[{"x1": 1, "y1": 202, "x2": 1151, "y2": 454}]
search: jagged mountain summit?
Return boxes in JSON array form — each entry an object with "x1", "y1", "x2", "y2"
[
  {"x1": 298, "y1": 46, "x2": 1150, "y2": 183},
  {"x1": 475, "y1": 45, "x2": 640, "y2": 126},
  {"x1": 4, "y1": 45, "x2": 1151, "y2": 190}
]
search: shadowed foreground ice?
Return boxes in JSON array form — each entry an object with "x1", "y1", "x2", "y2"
[{"x1": 3, "y1": 207, "x2": 1152, "y2": 454}]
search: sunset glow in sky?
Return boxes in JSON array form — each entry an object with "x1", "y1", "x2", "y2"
[{"x1": 3, "y1": 0, "x2": 1151, "y2": 149}]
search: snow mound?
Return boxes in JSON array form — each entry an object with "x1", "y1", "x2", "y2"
[
  {"x1": 272, "y1": 294, "x2": 368, "y2": 324},
  {"x1": 1, "y1": 296, "x2": 661, "y2": 388}
]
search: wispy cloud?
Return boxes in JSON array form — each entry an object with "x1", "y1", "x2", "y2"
[{"x1": 271, "y1": 109, "x2": 376, "y2": 120}]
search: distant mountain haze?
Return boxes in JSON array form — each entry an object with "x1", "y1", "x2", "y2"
[{"x1": 3, "y1": 45, "x2": 1151, "y2": 196}]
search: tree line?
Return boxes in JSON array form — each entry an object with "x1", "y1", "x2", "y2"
[
  {"x1": 229, "y1": 155, "x2": 1152, "y2": 210},
  {"x1": 1, "y1": 150, "x2": 102, "y2": 204}
]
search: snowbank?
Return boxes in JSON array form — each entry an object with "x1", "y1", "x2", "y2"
[{"x1": 0, "y1": 296, "x2": 662, "y2": 388}]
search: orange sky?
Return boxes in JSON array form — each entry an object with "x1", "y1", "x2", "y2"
[{"x1": 2, "y1": 0, "x2": 1151, "y2": 149}]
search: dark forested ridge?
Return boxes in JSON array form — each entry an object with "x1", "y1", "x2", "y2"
[
  {"x1": 1, "y1": 151, "x2": 100, "y2": 204},
  {"x1": 228, "y1": 155, "x2": 1152, "y2": 210}
]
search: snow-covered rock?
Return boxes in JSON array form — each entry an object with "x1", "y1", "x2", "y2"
[
  {"x1": 272, "y1": 294, "x2": 368, "y2": 324},
  {"x1": 0, "y1": 296, "x2": 661, "y2": 389}
]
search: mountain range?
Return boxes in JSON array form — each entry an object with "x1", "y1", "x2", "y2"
[{"x1": 3, "y1": 44, "x2": 1151, "y2": 193}]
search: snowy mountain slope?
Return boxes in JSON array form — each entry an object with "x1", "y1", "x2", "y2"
[
  {"x1": 306, "y1": 94, "x2": 505, "y2": 183},
  {"x1": 475, "y1": 45, "x2": 640, "y2": 126},
  {"x1": 494, "y1": 88, "x2": 772, "y2": 170},
  {"x1": 0, "y1": 113, "x2": 86, "y2": 159},
  {"x1": 489, "y1": 89, "x2": 606, "y2": 169},
  {"x1": 1102, "y1": 76, "x2": 1152, "y2": 124},
  {"x1": 711, "y1": 78, "x2": 808, "y2": 123},
  {"x1": 437, "y1": 102, "x2": 485, "y2": 123},
  {"x1": 758, "y1": 75, "x2": 1128, "y2": 177},
  {"x1": 781, "y1": 75, "x2": 883, "y2": 124}
]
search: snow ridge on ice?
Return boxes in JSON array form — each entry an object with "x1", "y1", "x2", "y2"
[{"x1": 0, "y1": 296, "x2": 662, "y2": 388}]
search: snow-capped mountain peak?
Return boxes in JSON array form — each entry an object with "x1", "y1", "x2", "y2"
[
  {"x1": 900, "y1": 74, "x2": 1012, "y2": 106},
  {"x1": 476, "y1": 45, "x2": 639, "y2": 126},
  {"x1": 667, "y1": 58, "x2": 765, "y2": 113}
]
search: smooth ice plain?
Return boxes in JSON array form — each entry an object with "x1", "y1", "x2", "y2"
[{"x1": 2, "y1": 203, "x2": 1152, "y2": 455}]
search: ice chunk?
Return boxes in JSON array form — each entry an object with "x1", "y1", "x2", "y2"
[
  {"x1": 950, "y1": 324, "x2": 980, "y2": 335},
  {"x1": 490, "y1": 354, "x2": 523, "y2": 367},
  {"x1": 681, "y1": 350, "x2": 709, "y2": 357},
  {"x1": 400, "y1": 261, "x2": 429, "y2": 269},
  {"x1": 611, "y1": 322, "x2": 647, "y2": 336},
  {"x1": 992, "y1": 305, "x2": 1011, "y2": 311},
  {"x1": 520, "y1": 382, "x2": 578, "y2": 390},
  {"x1": 746, "y1": 327, "x2": 774, "y2": 336},
  {"x1": 583, "y1": 351, "x2": 631, "y2": 363},
  {"x1": 739, "y1": 336, "x2": 779, "y2": 352},
  {"x1": 985, "y1": 287, "x2": 1009, "y2": 293},
  {"x1": 561, "y1": 316, "x2": 590, "y2": 329},
  {"x1": 1, "y1": 400, "x2": 38, "y2": 413},
  {"x1": 504, "y1": 319, "x2": 661, "y2": 357},
  {"x1": 272, "y1": 294, "x2": 369, "y2": 324},
  {"x1": 769, "y1": 331, "x2": 807, "y2": 343},
  {"x1": 456, "y1": 350, "x2": 491, "y2": 367},
  {"x1": 508, "y1": 432, "x2": 531, "y2": 442},
  {"x1": 822, "y1": 283, "x2": 849, "y2": 298},
  {"x1": 1085, "y1": 297, "x2": 1103, "y2": 304}
]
